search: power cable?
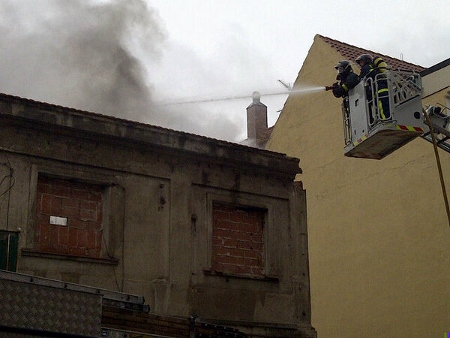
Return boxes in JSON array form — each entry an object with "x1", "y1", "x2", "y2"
[
  {"x1": 0, "y1": 155, "x2": 15, "y2": 197},
  {"x1": 102, "y1": 230, "x2": 121, "y2": 292},
  {"x1": 0, "y1": 157, "x2": 15, "y2": 231}
]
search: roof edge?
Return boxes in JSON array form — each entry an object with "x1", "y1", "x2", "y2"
[
  {"x1": 420, "y1": 57, "x2": 450, "y2": 76},
  {"x1": 317, "y1": 34, "x2": 425, "y2": 72},
  {"x1": 0, "y1": 92, "x2": 302, "y2": 178}
]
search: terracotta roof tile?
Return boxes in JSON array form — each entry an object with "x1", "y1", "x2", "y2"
[{"x1": 319, "y1": 35, "x2": 425, "y2": 72}]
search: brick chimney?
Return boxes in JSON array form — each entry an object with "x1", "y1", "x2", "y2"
[{"x1": 246, "y1": 91, "x2": 268, "y2": 145}]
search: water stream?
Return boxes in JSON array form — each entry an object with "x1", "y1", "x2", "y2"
[{"x1": 156, "y1": 86, "x2": 326, "y2": 106}]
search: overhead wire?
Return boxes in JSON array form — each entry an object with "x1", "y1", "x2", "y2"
[
  {"x1": 0, "y1": 155, "x2": 15, "y2": 231},
  {"x1": 0, "y1": 167, "x2": 15, "y2": 197}
]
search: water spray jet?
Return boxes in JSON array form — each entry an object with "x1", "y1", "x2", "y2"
[{"x1": 156, "y1": 86, "x2": 326, "y2": 106}]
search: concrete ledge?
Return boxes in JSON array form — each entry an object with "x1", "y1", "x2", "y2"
[
  {"x1": 203, "y1": 268, "x2": 279, "y2": 282},
  {"x1": 21, "y1": 248, "x2": 119, "y2": 265}
]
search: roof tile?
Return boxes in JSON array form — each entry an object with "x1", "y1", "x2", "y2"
[{"x1": 319, "y1": 35, "x2": 425, "y2": 72}]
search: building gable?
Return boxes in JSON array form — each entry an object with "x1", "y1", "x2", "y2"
[
  {"x1": 266, "y1": 34, "x2": 450, "y2": 338},
  {"x1": 319, "y1": 35, "x2": 425, "y2": 72}
]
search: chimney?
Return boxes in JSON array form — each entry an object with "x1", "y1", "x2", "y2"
[{"x1": 246, "y1": 91, "x2": 267, "y2": 146}]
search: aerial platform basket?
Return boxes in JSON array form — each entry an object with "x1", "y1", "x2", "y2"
[{"x1": 342, "y1": 70, "x2": 426, "y2": 159}]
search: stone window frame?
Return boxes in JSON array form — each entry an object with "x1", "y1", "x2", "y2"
[
  {"x1": 22, "y1": 164, "x2": 123, "y2": 265},
  {"x1": 204, "y1": 192, "x2": 279, "y2": 280}
]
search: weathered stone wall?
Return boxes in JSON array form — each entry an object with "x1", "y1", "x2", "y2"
[{"x1": 0, "y1": 93, "x2": 316, "y2": 337}]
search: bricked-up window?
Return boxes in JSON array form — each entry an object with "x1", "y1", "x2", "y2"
[
  {"x1": 212, "y1": 203, "x2": 265, "y2": 277},
  {"x1": 34, "y1": 175, "x2": 103, "y2": 258}
]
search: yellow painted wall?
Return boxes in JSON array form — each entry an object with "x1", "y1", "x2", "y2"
[{"x1": 266, "y1": 35, "x2": 450, "y2": 338}]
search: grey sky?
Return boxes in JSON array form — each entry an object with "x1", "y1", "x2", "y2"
[{"x1": 0, "y1": 0, "x2": 449, "y2": 142}]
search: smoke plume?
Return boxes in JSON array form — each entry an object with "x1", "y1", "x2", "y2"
[
  {"x1": 0, "y1": 0, "x2": 246, "y2": 141},
  {"x1": 0, "y1": 0, "x2": 168, "y2": 123}
]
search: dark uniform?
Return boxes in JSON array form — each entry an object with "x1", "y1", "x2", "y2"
[
  {"x1": 332, "y1": 60, "x2": 360, "y2": 99},
  {"x1": 356, "y1": 54, "x2": 390, "y2": 121},
  {"x1": 331, "y1": 60, "x2": 360, "y2": 120}
]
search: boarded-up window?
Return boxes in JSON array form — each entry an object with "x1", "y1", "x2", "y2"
[
  {"x1": 34, "y1": 175, "x2": 103, "y2": 258},
  {"x1": 212, "y1": 203, "x2": 265, "y2": 277}
]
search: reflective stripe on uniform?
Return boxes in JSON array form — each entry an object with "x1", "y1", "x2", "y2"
[
  {"x1": 373, "y1": 57, "x2": 388, "y2": 72},
  {"x1": 377, "y1": 88, "x2": 389, "y2": 119},
  {"x1": 378, "y1": 100, "x2": 386, "y2": 119}
]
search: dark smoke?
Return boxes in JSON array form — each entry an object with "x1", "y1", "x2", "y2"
[
  {"x1": 0, "y1": 0, "x2": 164, "y2": 122},
  {"x1": 0, "y1": 0, "x2": 245, "y2": 141}
]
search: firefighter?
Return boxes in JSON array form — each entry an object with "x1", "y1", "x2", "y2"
[
  {"x1": 355, "y1": 54, "x2": 376, "y2": 80},
  {"x1": 355, "y1": 54, "x2": 390, "y2": 121},
  {"x1": 355, "y1": 54, "x2": 377, "y2": 123},
  {"x1": 331, "y1": 60, "x2": 360, "y2": 99},
  {"x1": 330, "y1": 60, "x2": 360, "y2": 120}
]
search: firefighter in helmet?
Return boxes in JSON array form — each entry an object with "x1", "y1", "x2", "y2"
[
  {"x1": 355, "y1": 54, "x2": 390, "y2": 121},
  {"x1": 328, "y1": 60, "x2": 360, "y2": 121},
  {"x1": 355, "y1": 54, "x2": 375, "y2": 80},
  {"x1": 331, "y1": 60, "x2": 360, "y2": 98},
  {"x1": 355, "y1": 54, "x2": 376, "y2": 123}
]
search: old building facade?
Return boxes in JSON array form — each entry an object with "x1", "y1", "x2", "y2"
[
  {"x1": 266, "y1": 35, "x2": 450, "y2": 337},
  {"x1": 0, "y1": 93, "x2": 316, "y2": 337}
]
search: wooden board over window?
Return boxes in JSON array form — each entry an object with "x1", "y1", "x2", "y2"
[{"x1": 34, "y1": 175, "x2": 103, "y2": 258}]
